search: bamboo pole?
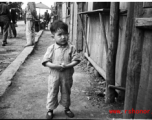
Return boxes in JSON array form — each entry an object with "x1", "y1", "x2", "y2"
[
  {"x1": 99, "y1": 12, "x2": 108, "y2": 54},
  {"x1": 105, "y1": 2, "x2": 119, "y2": 103}
]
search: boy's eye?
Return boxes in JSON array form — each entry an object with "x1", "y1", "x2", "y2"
[{"x1": 58, "y1": 33, "x2": 68, "y2": 36}]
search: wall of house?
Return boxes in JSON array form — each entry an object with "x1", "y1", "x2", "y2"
[
  {"x1": 87, "y1": 13, "x2": 109, "y2": 73},
  {"x1": 85, "y1": 2, "x2": 128, "y2": 87}
]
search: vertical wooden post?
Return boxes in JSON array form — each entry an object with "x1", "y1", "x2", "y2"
[
  {"x1": 69, "y1": 3, "x2": 74, "y2": 43},
  {"x1": 123, "y1": 2, "x2": 143, "y2": 119},
  {"x1": 73, "y1": 3, "x2": 78, "y2": 48},
  {"x1": 105, "y1": 2, "x2": 119, "y2": 103},
  {"x1": 118, "y1": 2, "x2": 135, "y2": 102},
  {"x1": 77, "y1": 3, "x2": 85, "y2": 52}
]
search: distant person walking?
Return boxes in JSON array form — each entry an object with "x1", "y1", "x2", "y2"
[
  {"x1": 44, "y1": 10, "x2": 50, "y2": 28},
  {"x1": 25, "y1": 2, "x2": 37, "y2": 47},
  {"x1": 0, "y1": 2, "x2": 11, "y2": 46}
]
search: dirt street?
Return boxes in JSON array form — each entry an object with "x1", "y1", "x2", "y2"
[{"x1": 0, "y1": 21, "x2": 123, "y2": 119}]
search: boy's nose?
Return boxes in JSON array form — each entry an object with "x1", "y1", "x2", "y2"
[{"x1": 61, "y1": 35, "x2": 65, "y2": 39}]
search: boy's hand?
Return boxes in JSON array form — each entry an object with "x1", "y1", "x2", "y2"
[
  {"x1": 60, "y1": 63, "x2": 66, "y2": 68},
  {"x1": 60, "y1": 63, "x2": 66, "y2": 71}
]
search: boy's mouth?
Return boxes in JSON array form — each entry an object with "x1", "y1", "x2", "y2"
[{"x1": 57, "y1": 42, "x2": 68, "y2": 46}]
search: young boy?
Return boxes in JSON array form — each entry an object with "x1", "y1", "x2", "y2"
[{"x1": 42, "y1": 20, "x2": 80, "y2": 119}]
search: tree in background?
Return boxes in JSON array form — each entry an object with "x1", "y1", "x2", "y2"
[{"x1": 9, "y1": 2, "x2": 23, "y2": 9}]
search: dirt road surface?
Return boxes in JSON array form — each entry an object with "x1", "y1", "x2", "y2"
[{"x1": 0, "y1": 21, "x2": 123, "y2": 119}]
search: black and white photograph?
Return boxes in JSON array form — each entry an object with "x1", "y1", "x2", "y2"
[{"x1": 0, "y1": 0, "x2": 152, "y2": 119}]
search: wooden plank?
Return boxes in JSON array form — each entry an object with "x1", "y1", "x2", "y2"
[
  {"x1": 105, "y1": 2, "x2": 119, "y2": 104},
  {"x1": 143, "y1": 2, "x2": 152, "y2": 8},
  {"x1": 142, "y1": 64, "x2": 152, "y2": 118},
  {"x1": 135, "y1": 18, "x2": 152, "y2": 29},
  {"x1": 99, "y1": 13, "x2": 108, "y2": 54},
  {"x1": 69, "y1": 3, "x2": 74, "y2": 43},
  {"x1": 118, "y1": 2, "x2": 134, "y2": 102},
  {"x1": 72, "y1": 3, "x2": 78, "y2": 47},
  {"x1": 84, "y1": 53, "x2": 106, "y2": 79},
  {"x1": 108, "y1": 85, "x2": 125, "y2": 91},
  {"x1": 123, "y1": 2, "x2": 144, "y2": 119},
  {"x1": 78, "y1": 9, "x2": 110, "y2": 15},
  {"x1": 85, "y1": 16, "x2": 90, "y2": 53},
  {"x1": 135, "y1": 31, "x2": 152, "y2": 119},
  {"x1": 77, "y1": 3, "x2": 83, "y2": 51}
]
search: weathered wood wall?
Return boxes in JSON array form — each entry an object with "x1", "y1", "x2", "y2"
[
  {"x1": 66, "y1": 16, "x2": 70, "y2": 33},
  {"x1": 88, "y1": 14, "x2": 109, "y2": 72},
  {"x1": 135, "y1": 30, "x2": 152, "y2": 119},
  {"x1": 115, "y1": 15, "x2": 127, "y2": 87},
  {"x1": 125, "y1": 2, "x2": 152, "y2": 119},
  {"x1": 86, "y1": 2, "x2": 128, "y2": 82}
]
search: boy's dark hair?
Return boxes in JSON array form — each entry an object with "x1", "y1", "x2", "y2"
[{"x1": 50, "y1": 20, "x2": 68, "y2": 34}]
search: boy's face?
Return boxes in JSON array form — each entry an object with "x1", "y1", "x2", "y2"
[{"x1": 53, "y1": 29, "x2": 68, "y2": 45}]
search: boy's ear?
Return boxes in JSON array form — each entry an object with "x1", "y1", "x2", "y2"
[{"x1": 51, "y1": 33, "x2": 54, "y2": 38}]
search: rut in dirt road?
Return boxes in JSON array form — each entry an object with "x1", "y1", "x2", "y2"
[{"x1": 0, "y1": 30, "x2": 121, "y2": 119}]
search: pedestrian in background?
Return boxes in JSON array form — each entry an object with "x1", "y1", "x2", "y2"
[
  {"x1": 0, "y1": 2, "x2": 11, "y2": 46},
  {"x1": 0, "y1": 23, "x2": 3, "y2": 35},
  {"x1": 8, "y1": 7, "x2": 17, "y2": 38},
  {"x1": 44, "y1": 10, "x2": 50, "y2": 29},
  {"x1": 11, "y1": 8, "x2": 17, "y2": 27},
  {"x1": 25, "y1": 2, "x2": 37, "y2": 47},
  {"x1": 42, "y1": 20, "x2": 80, "y2": 119}
]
